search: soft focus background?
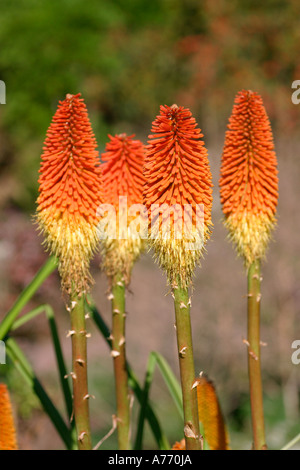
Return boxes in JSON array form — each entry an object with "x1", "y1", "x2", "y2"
[{"x1": 0, "y1": 0, "x2": 300, "y2": 450}]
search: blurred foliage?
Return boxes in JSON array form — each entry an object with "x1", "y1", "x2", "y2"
[
  {"x1": 0, "y1": 363, "x2": 40, "y2": 419},
  {"x1": 0, "y1": 0, "x2": 300, "y2": 210}
]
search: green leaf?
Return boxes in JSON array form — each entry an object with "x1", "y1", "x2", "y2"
[
  {"x1": 86, "y1": 299, "x2": 170, "y2": 450},
  {"x1": 281, "y1": 432, "x2": 300, "y2": 450},
  {"x1": 151, "y1": 352, "x2": 183, "y2": 419},
  {"x1": 134, "y1": 352, "x2": 157, "y2": 449},
  {"x1": 0, "y1": 256, "x2": 58, "y2": 341},
  {"x1": 5, "y1": 337, "x2": 75, "y2": 450},
  {"x1": 44, "y1": 305, "x2": 74, "y2": 425},
  {"x1": 134, "y1": 351, "x2": 183, "y2": 450},
  {"x1": 12, "y1": 303, "x2": 74, "y2": 427},
  {"x1": 11, "y1": 305, "x2": 47, "y2": 330}
]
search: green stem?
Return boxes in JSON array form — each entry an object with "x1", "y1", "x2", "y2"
[
  {"x1": 173, "y1": 284, "x2": 201, "y2": 450},
  {"x1": 110, "y1": 273, "x2": 131, "y2": 450},
  {"x1": 0, "y1": 256, "x2": 58, "y2": 341},
  {"x1": 247, "y1": 259, "x2": 266, "y2": 450},
  {"x1": 70, "y1": 294, "x2": 92, "y2": 450}
]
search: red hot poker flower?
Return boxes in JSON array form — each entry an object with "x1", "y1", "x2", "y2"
[
  {"x1": 0, "y1": 384, "x2": 18, "y2": 450},
  {"x1": 100, "y1": 133, "x2": 145, "y2": 283},
  {"x1": 143, "y1": 104, "x2": 213, "y2": 288},
  {"x1": 219, "y1": 90, "x2": 278, "y2": 265},
  {"x1": 102, "y1": 133, "x2": 145, "y2": 208},
  {"x1": 37, "y1": 93, "x2": 102, "y2": 294}
]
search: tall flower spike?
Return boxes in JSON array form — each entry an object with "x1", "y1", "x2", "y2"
[
  {"x1": 36, "y1": 93, "x2": 102, "y2": 295},
  {"x1": 100, "y1": 133, "x2": 145, "y2": 284},
  {"x1": 100, "y1": 133, "x2": 145, "y2": 449},
  {"x1": 144, "y1": 104, "x2": 212, "y2": 450},
  {"x1": 219, "y1": 90, "x2": 278, "y2": 266},
  {"x1": 0, "y1": 384, "x2": 18, "y2": 450},
  {"x1": 144, "y1": 104, "x2": 213, "y2": 288}
]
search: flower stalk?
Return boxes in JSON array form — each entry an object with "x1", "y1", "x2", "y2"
[
  {"x1": 70, "y1": 294, "x2": 92, "y2": 450},
  {"x1": 36, "y1": 93, "x2": 102, "y2": 449},
  {"x1": 247, "y1": 259, "x2": 266, "y2": 450},
  {"x1": 110, "y1": 273, "x2": 131, "y2": 449},
  {"x1": 100, "y1": 133, "x2": 145, "y2": 449},
  {"x1": 173, "y1": 283, "x2": 201, "y2": 450},
  {"x1": 219, "y1": 90, "x2": 279, "y2": 449},
  {"x1": 144, "y1": 104, "x2": 213, "y2": 450}
]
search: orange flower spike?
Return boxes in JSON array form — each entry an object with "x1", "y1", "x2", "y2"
[
  {"x1": 144, "y1": 104, "x2": 213, "y2": 288},
  {"x1": 102, "y1": 133, "x2": 145, "y2": 208},
  {"x1": 195, "y1": 375, "x2": 230, "y2": 450},
  {"x1": 171, "y1": 438, "x2": 186, "y2": 450},
  {"x1": 0, "y1": 384, "x2": 18, "y2": 450},
  {"x1": 37, "y1": 93, "x2": 102, "y2": 294},
  {"x1": 100, "y1": 133, "x2": 145, "y2": 283},
  {"x1": 219, "y1": 90, "x2": 278, "y2": 266}
]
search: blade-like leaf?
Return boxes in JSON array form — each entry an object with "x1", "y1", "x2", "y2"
[
  {"x1": 86, "y1": 299, "x2": 170, "y2": 450},
  {"x1": 282, "y1": 432, "x2": 300, "y2": 450},
  {"x1": 5, "y1": 337, "x2": 75, "y2": 450},
  {"x1": 151, "y1": 352, "x2": 183, "y2": 419},
  {"x1": 12, "y1": 303, "x2": 73, "y2": 426},
  {"x1": 134, "y1": 352, "x2": 157, "y2": 449},
  {"x1": 0, "y1": 256, "x2": 58, "y2": 340}
]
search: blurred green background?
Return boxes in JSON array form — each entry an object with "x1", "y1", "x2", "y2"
[
  {"x1": 1, "y1": 0, "x2": 300, "y2": 211},
  {"x1": 0, "y1": 0, "x2": 300, "y2": 450}
]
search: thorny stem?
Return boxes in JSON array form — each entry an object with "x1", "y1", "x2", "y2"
[
  {"x1": 247, "y1": 259, "x2": 267, "y2": 450},
  {"x1": 110, "y1": 273, "x2": 131, "y2": 450},
  {"x1": 70, "y1": 293, "x2": 92, "y2": 450},
  {"x1": 173, "y1": 283, "x2": 201, "y2": 450}
]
